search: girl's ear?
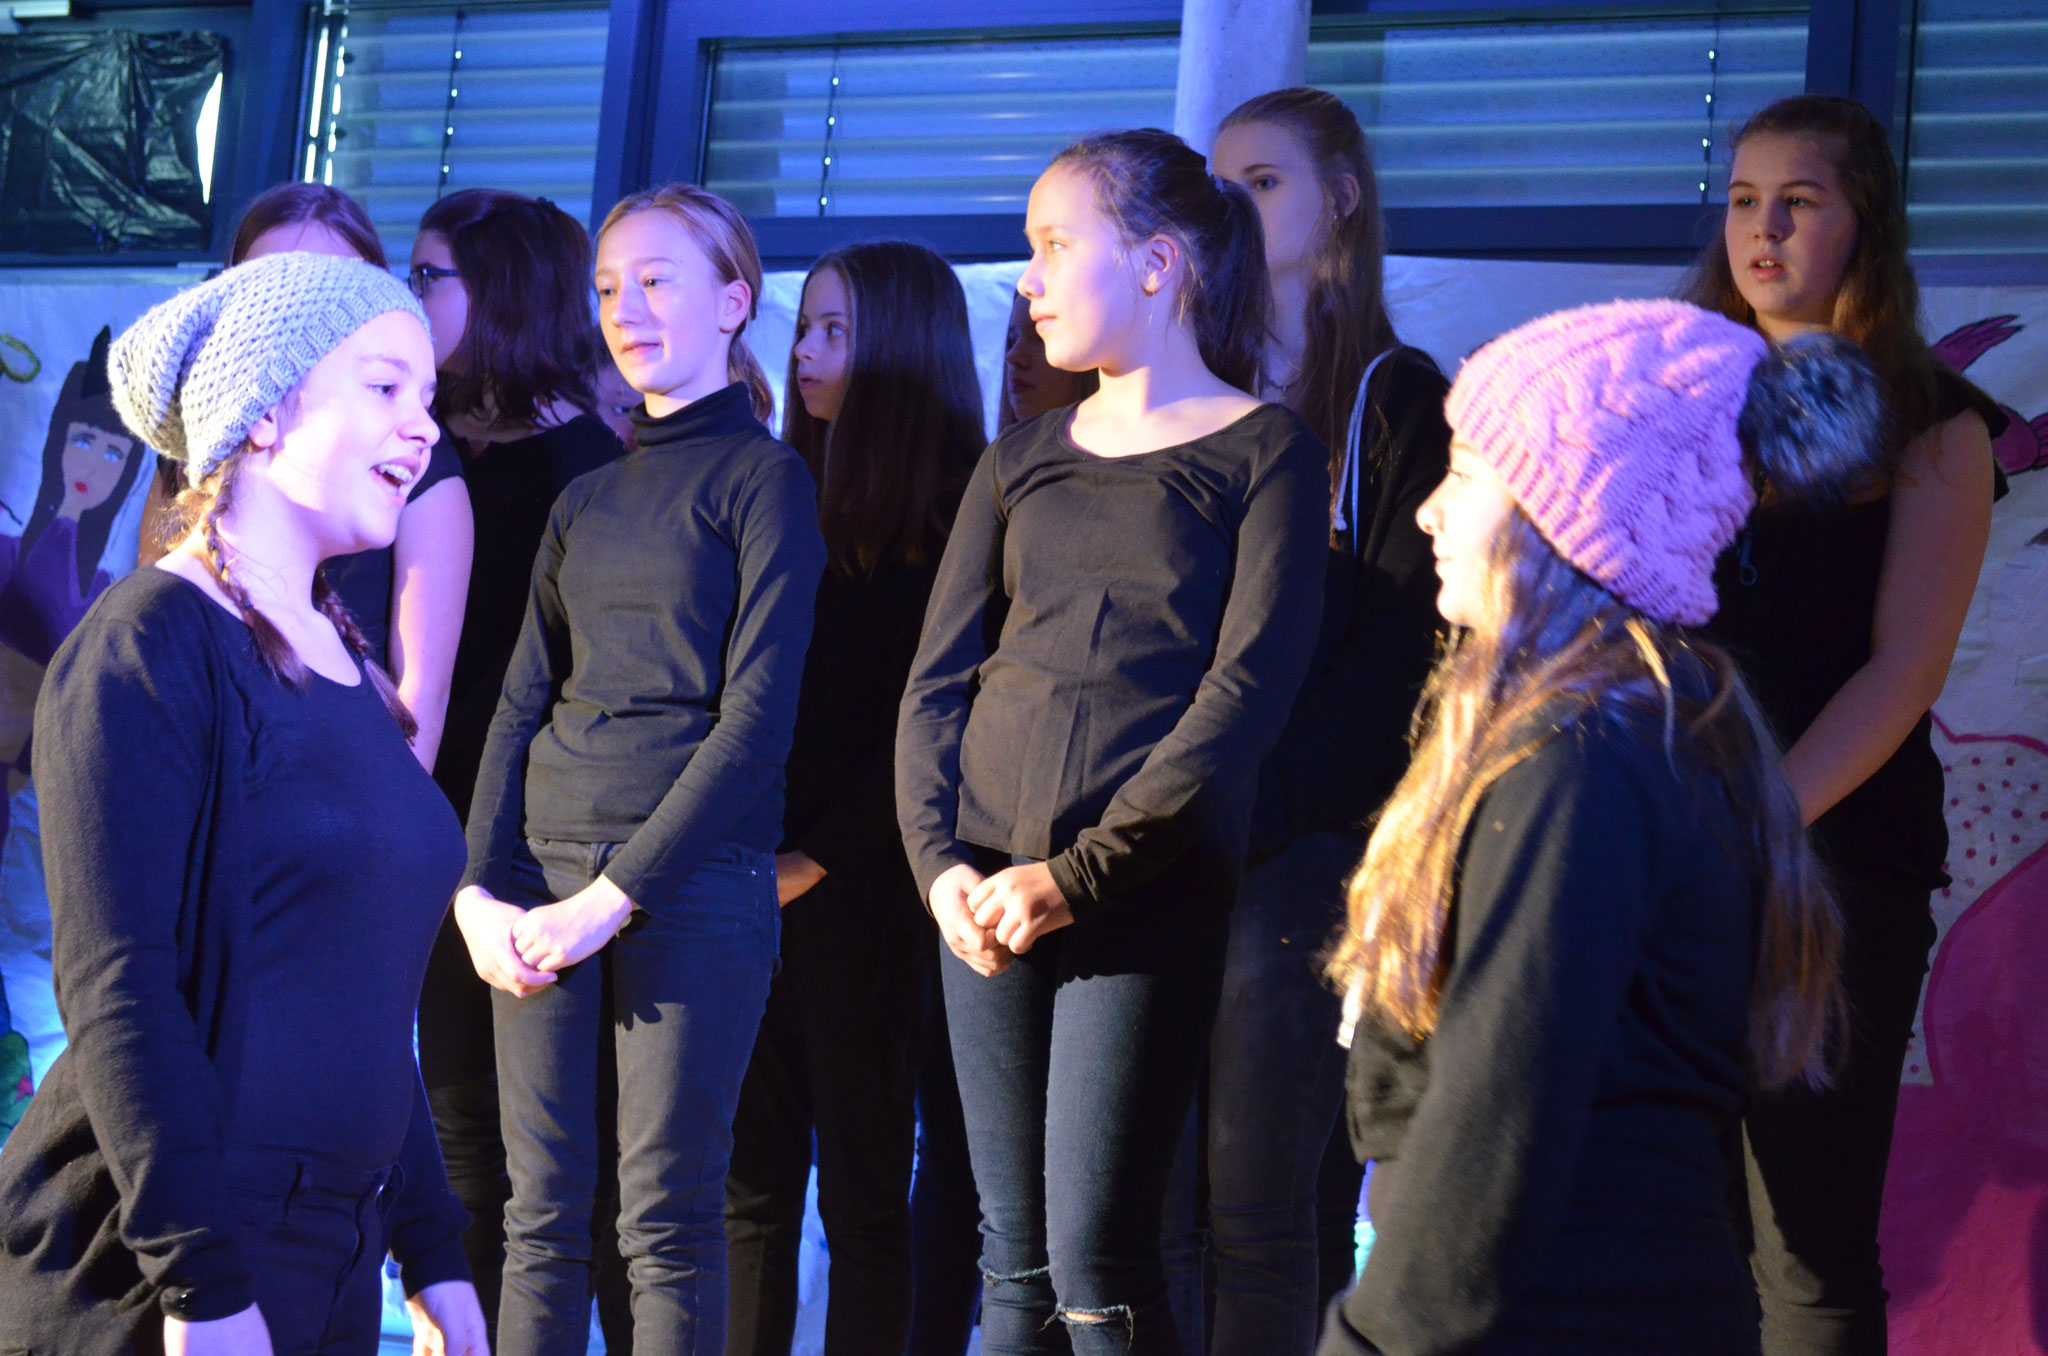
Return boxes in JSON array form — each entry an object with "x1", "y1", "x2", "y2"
[
  {"x1": 247, "y1": 408, "x2": 281, "y2": 452},
  {"x1": 718, "y1": 277, "x2": 753, "y2": 337},
  {"x1": 1331, "y1": 172, "x2": 1361, "y2": 219},
  {"x1": 1138, "y1": 233, "x2": 1180, "y2": 298}
]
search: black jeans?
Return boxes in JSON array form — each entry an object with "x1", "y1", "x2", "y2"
[
  {"x1": 942, "y1": 851, "x2": 1229, "y2": 1356},
  {"x1": 724, "y1": 871, "x2": 924, "y2": 1356},
  {"x1": 493, "y1": 836, "x2": 780, "y2": 1356},
  {"x1": 208, "y1": 1146, "x2": 401, "y2": 1356},
  {"x1": 908, "y1": 942, "x2": 984, "y2": 1356},
  {"x1": 1742, "y1": 868, "x2": 1936, "y2": 1356},
  {"x1": 1204, "y1": 832, "x2": 1361, "y2": 1355}
]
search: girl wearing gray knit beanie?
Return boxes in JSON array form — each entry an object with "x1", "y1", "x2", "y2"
[
  {"x1": 1316, "y1": 300, "x2": 1884, "y2": 1356},
  {"x1": 0, "y1": 251, "x2": 487, "y2": 1356}
]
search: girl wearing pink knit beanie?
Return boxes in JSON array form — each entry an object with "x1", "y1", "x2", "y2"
[
  {"x1": 1683, "y1": 95, "x2": 2007, "y2": 1356},
  {"x1": 1318, "y1": 298, "x2": 1884, "y2": 1356}
]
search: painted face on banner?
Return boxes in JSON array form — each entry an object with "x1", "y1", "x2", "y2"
[{"x1": 58, "y1": 422, "x2": 135, "y2": 519}]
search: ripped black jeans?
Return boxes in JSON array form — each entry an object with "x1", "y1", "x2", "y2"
[{"x1": 939, "y1": 851, "x2": 1228, "y2": 1356}]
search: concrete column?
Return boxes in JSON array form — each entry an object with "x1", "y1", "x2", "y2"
[{"x1": 1172, "y1": 0, "x2": 1312, "y2": 157}]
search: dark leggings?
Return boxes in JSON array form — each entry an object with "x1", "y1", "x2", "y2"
[
  {"x1": 724, "y1": 874, "x2": 925, "y2": 1356},
  {"x1": 1741, "y1": 868, "x2": 1935, "y2": 1356}
]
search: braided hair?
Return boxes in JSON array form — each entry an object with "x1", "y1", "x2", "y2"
[{"x1": 175, "y1": 447, "x2": 418, "y2": 741}]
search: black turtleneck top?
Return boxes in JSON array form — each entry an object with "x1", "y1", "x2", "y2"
[{"x1": 463, "y1": 382, "x2": 826, "y2": 906}]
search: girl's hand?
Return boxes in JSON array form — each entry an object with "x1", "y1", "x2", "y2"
[
  {"x1": 775, "y1": 851, "x2": 827, "y2": 905},
  {"x1": 406, "y1": 1279, "x2": 489, "y2": 1356},
  {"x1": 453, "y1": 885, "x2": 555, "y2": 997},
  {"x1": 969, "y1": 863, "x2": 1073, "y2": 955},
  {"x1": 931, "y1": 862, "x2": 1010, "y2": 976},
  {"x1": 511, "y1": 874, "x2": 636, "y2": 973},
  {"x1": 164, "y1": 1304, "x2": 274, "y2": 1356}
]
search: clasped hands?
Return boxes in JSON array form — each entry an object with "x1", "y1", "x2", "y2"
[
  {"x1": 927, "y1": 860, "x2": 1074, "y2": 976},
  {"x1": 452, "y1": 875, "x2": 635, "y2": 998}
]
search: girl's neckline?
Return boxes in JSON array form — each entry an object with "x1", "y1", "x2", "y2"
[
  {"x1": 1056, "y1": 401, "x2": 1273, "y2": 462},
  {"x1": 151, "y1": 566, "x2": 366, "y2": 689}
]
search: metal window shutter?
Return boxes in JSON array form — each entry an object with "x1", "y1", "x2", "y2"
[
  {"x1": 307, "y1": 3, "x2": 609, "y2": 263},
  {"x1": 704, "y1": 35, "x2": 1181, "y2": 218},
  {"x1": 1905, "y1": 2, "x2": 2048, "y2": 257},
  {"x1": 703, "y1": 12, "x2": 1805, "y2": 220},
  {"x1": 1309, "y1": 12, "x2": 1807, "y2": 208}
]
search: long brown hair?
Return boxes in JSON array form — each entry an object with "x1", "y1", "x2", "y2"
[
  {"x1": 782, "y1": 241, "x2": 985, "y2": 576},
  {"x1": 419, "y1": 188, "x2": 602, "y2": 429},
  {"x1": 1049, "y1": 129, "x2": 1269, "y2": 393},
  {"x1": 1219, "y1": 87, "x2": 1397, "y2": 501},
  {"x1": 227, "y1": 182, "x2": 387, "y2": 269},
  {"x1": 598, "y1": 184, "x2": 775, "y2": 423},
  {"x1": 165, "y1": 436, "x2": 417, "y2": 739},
  {"x1": 1680, "y1": 94, "x2": 1940, "y2": 464},
  {"x1": 1328, "y1": 514, "x2": 1844, "y2": 1090}
]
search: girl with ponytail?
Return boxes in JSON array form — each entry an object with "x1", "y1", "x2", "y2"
[
  {"x1": 452, "y1": 183, "x2": 825, "y2": 1354},
  {"x1": 0, "y1": 252, "x2": 486, "y2": 1354},
  {"x1": 895, "y1": 128, "x2": 1328, "y2": 1354},
  {"x1": 1320, "y1": 300, "x2": 1867, "y2": 1356},
  {"x1": 1683, "y1": 95, "x2": 2006, "y2": 1356}
]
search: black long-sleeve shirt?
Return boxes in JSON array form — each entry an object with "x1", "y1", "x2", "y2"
[
  {"x1": 1323, "y1": 712, "x2": 1759, "y2": 1356},
  {"x1": 785, "y1": 551, "x2": 946, "y2": 885},
  {"x1": 434, "y1": 414, "x2": 623, "y2": 821},
  {"x1": 896, "y1": 403, "x2": 1328, "y2": 915},
  {"x1": 464, "y1": 382, "x2": 825, "y2": 905},
  {"x1": 1249, "y1": 348, "x2": 1450, "y2": 862},
  {"x1": 0, "y1": 570, "x2": 469, "y2": 1337}
]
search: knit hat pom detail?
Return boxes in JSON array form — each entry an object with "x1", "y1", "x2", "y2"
[{"x1": 1446, "y1": 298, "x2": 1770, "y2": 627}]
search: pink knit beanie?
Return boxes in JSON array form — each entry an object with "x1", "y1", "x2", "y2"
[{"x1": 1445, "y1": 299, "x2": 1770, "y2": 627}]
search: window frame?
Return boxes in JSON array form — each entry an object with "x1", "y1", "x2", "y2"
[
  {"x1": 672, "y1": 0, "x2": 1873, "y2": 269},
  {"x1": 10, "y1": 0, "x2": 2037, "y2": 279}
]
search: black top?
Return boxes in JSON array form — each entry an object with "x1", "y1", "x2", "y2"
[
  {"x1": 1707, "y1": 368, "x2": 2008, "y2": 889},
  {"x1": 325, "y1": 428, "x2": 465, "y2": 663},
  {"x1": 896, "y1": 402, "x2": 1328, "y2": 916},
  {"x1": 464, "y1": 382, "x2": 826, "y2": 905},
  {"x1": 785, "y1": 549, "x2": 947, "y2": 888},
  {"x1": 434, "y1": 414, "x2": 624, "y2": 820},
  {"x1": 0, "y1": 569, "x2": 469, "y2": 1335},
  {"x1": 1328, "y1": 711, "x2": 1758, "y2": 1356},
  {"x1": 1249, "y1": 348, "x2": 1450, "y2": 862}
]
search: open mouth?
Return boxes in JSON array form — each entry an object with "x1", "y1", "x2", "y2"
[
  {"x1": 74, "y1": 480, "x2": 89, "y2": 494},
  {"x1": 374, "y1": 460, "x2": 420, "y2": 494},
  {"x1": 1749, "y1": 256, "x2": 1785, "y2": 276}
]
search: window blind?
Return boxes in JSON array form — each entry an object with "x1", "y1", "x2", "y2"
[
  {"x1": 303, "y1": 2, "x2": 608, "y2": 263},
  {"x1": 702, "y1": 8, "x2": 1807, "y2": 220},
  {"x1": 1904, "y1": 0, "x2": 2048, "y2": 257}
]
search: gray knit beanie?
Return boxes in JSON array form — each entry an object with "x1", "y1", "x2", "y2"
[{"x1": 109, "y1": 251, "x2": 430, "y2": 488}]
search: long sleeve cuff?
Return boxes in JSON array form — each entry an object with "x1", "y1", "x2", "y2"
[
  {"x1": 157, "y1": 1259, "x2": 256, "y2": 1323},
  {"x1": 396, "y1": 1234, "x2": 472, "y2": 1298}
]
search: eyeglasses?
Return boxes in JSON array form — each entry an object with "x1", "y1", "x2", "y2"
[{"x1": 407, "y1": 264, "x2": 461, "y2": 298}]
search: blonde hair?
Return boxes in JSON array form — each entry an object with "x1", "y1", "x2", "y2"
[
  {"x1": 1328, "y1": 512, "x2": 1844, "y2": 1090},
  {"x1": 598, "y1": 184, "x2": 775, "y2": 423}
]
